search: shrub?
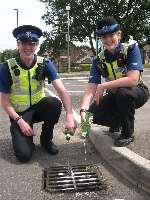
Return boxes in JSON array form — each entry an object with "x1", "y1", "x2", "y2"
[
  {"x1": 79, "y1": 63, "x2": 92, "y2": 71},
  {"x1": 144, "y1": 63, "x2": 150, "y2": 68}
]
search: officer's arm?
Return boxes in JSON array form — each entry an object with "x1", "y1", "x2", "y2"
[
  {"x1": 80, "y1": 83, "x2": 98, "y2": 110},
  {"x1": 0, "y1": 63, "x2": 20, "y2": 120},
  {"x1": 0, "y1": 93, "x2": 20, "y2": 120},
  {"x1": 52, "y1": 79, "x2": 73, "y2": 115},
  {"x1": 98, "y1": 70, "x2": 140, "y2": 90},
  {"x1": 80, "y1": 58, "x2": 100, "y2": 110}
]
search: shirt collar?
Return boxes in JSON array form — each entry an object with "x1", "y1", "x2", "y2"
[{"x1": 16, "y1": 54, "x2": 37, "y2": 70}]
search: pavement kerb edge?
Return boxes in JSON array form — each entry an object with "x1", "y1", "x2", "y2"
[
  {"x1": 59, "y1": 72, "x2": 89, "y2": 78},
  {"x1": 89, "y1": 126, "x2": 150, "y2": 195}
]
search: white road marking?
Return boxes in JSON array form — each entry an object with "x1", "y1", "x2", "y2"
[
  {"x1": 44, "y1": 87, "x2": 61, "y2": 101},
  {"x1": 62, "y1": 82, "x2": 71, "y2": 84},
  {"x1": 44, "y1": 87, "x2": 81, "y2": 124},
  {"x1": 77, "y1": 80, "x2": 88, "y2": 82},
  {"x1": 114, "y1": 199, "x2": 124, "y2": 200},
  {"x1": 143, "y1": 75, "x2": 150, "y2": 78},
  {"x1": 64, "y1": 84, "x2": 86, "y2": 87},
  {"x1": 61, "y1": 77, "x2": 88, "y2": 80}
]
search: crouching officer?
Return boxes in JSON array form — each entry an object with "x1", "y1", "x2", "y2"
[
  {"x1": 0, "y1": 25, "x2": 75, "y2": 162},
  {"x1": 80, "y1": 17, "x2": 149, "y2": 147}
]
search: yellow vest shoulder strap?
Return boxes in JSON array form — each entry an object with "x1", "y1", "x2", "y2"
[
  {"x1": 7, "y1": 58, "x2": 17, "y2": 69},
  {"x1": 37, "y1": 56, "x2": 44, "y2": 64},
  {"x1": 98, "y1": 43, "x2": 130, "y2": 62},
  {"x1": 7, "y1": 56, "x2": 44, "y2": 68},
  {"x1": 98, "y1": 50, "x2": 105, "y2": 61}
]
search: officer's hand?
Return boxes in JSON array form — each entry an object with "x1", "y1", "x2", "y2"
[
  {"x1": 17, "y1": 118, "x2": 35, "y2": 136},
  {"x1": 95, "y1": 84, "x2": 104, "y2": 105},
  {"x1": 63, "y1": 113, "x2": 76, "y2": 135},
  {"x1": 80, "y1": 111, "x2": 86, "y2": 124}
]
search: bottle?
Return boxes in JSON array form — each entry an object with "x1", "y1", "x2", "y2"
[
  {"x1": 65, "y1": 128, "x2": 74, "y2": 142},
  {"x1": 81, "y1": 111, "x2": 93, "y2": 139}
]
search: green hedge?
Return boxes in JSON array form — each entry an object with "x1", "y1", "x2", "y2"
[
  {"x1": 79, "y1": 64, "x2": 92, "y2": 71},
  {"x1": 144, "y1": 63, "x2": 150, "y2": 68},
  {"x1": 70, "y1": 63, "x2": 92, "y2": 72}
]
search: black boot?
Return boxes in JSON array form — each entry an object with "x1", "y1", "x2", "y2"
[
  {"x1": 109, "y1": 118, "x2": 121, "y2": 133},
  {"x1": 114, "y1": 115, "x2": 135, "y2": 147},
  {"x1": 108, "y1": 124, "x2": 121, "y2": 139},
  {"x1": 114, "y1": 133, "x2": 134, "y2": 147},
  {"x1": 40, "y1": 137, "x2": 59, "y2": 155},
  {"x1": 114, "y1": 121, "x2": 134, "y2": 147},
  {"x1": 40, "y1": 123, "x2": 59, "y2": 155},
  {"x1": 109, "y1": 126, "x2": 121, "y2": 133}
]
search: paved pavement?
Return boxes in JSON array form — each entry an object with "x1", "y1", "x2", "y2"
[
  {"x1": 0, "y1": 70, "x2": 150, "y2": 199},
  {"x1": 59, "y1": 70, "x2": 150, "y2": 161},
  {"x1": 89, "y1": 125, "x2": 150, "y2": 195}
]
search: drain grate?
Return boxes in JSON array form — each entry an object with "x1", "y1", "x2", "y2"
[{"x1": 43, "y1": 164, "x2": 107, "y2": 193}]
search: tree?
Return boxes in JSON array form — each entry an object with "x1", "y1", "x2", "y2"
[
  {"x1": 38, "y1": 33, "x2": 67, "y2": 57},
  {"x1": 38, "y1": 31, "x2": 76, "y2": 57},
  {"x1": 39, "y1": 0, "x2": 150, "y2": 54},
  {"x1": 0, "y1": 52, "x2": 3, "y2": 63},
  {"x1": 2, "y1": 49, "x2": 18, "y2": 62},
  {"x1": 0, "y1": 49, "x2": 18, "y2": 62}
]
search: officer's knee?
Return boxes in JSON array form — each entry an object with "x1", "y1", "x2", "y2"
[
  {"x1": 116, "y1": 88, "x2": 132, "y2": 102},
  {"x1": 89, "y1": 101, "x2": 96, "y2": 113},
  {"x1": 45, "y1": 96, "x2": 62, "y2": 111},
  {"x1": 42, "y1": 97, "x2": 62, "y2": 124},
  {"x1": 53, "y1": 97, "x2": 62, "y2": 111},
  {"x1": 15, "y1": 149, "x2": 33, "y2": 163},
  {"x1": 49, "y1": 97, "x2": 62, "y2": 118}
]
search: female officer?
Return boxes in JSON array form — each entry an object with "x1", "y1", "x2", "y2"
[
  {"x1": 80, "y1": 17, "x2": 149, "y2": 147},
  {"x1": 0, "y1": 25, "x2": 75, "y2": 162}
]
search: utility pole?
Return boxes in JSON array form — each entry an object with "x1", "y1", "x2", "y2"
[
  {"x1": 13, "y1": 9, "x2": 19, "y2": 27},
  {"x1": 66, "y1": 5, "x2": 71, "y2": 73}
]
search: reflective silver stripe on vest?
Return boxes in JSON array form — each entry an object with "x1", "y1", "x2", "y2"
[
  {"x1": 11, "y1": 103, "x2": 30, "y2": 113},
  {"x1": 7, "y1": 58, "x2": 21, "y2": 93},
  {"x1": 11, "y1": 83, "x2": 44, "y2": 95}
]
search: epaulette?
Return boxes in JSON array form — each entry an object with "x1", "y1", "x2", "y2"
[
  {"x1": 98, "y1": 49, "x2": 105, "y2": 61},
  {"x1": 37, "y1": 56, "x2": 44, "y2": 64}
]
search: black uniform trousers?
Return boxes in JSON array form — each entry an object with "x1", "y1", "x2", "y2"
[
  {"x1": 10, "y1": 96, "x2": 62, "y2": 162},
  {"x1": 89, "y1": 83, "x2": 149, "y2": 136}
]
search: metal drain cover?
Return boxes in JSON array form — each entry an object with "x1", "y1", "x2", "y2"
[{"x1": 43, "y1": 164, "x2": 107, "y2": 193}]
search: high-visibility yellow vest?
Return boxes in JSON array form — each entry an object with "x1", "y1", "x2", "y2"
[
  {"x1": 98, "y1": 43, "x2": 129, "y2": 80},
  {"x1": 7, "y1": 56, "x2": 45, "y2": 112}
]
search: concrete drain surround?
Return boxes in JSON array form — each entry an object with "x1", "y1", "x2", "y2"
[{"x1": 43, "y1": 164, "x2": 107, "y2": 193}]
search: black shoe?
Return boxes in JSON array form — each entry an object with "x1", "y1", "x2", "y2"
[
  {"x1": 114, "y1": 134, "x2": 134, "y2": 147},
  {"x1": 40, "y1": 137, "x2": 59, "y2": 155},
  {"x1": 109, "y1": 127, "x2": 120, "y2": 133},
  {"x1": 108, "y1": 127, "x2": 121, "y2": 139}
]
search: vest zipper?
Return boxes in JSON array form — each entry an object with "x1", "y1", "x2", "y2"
[
  {"x1": 28, "y1": 70, "x2": 32, "y2": 106},
  {"x1": 110, "y1": 63, "x2": 116, "y2": 80}
]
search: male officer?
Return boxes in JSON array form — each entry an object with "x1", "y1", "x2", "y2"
[
  {"x1": 0, "y1": 25, "x2": 75, "y2": 162},
  {"x1": 80, "y1": 17, "x2": 149, "y2": 146}
]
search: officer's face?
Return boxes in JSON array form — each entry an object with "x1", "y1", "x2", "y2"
[
  {"x1": 17, "y1": 41, "x2": 38, "y2": 58},
  {"x1": 100, "y1": 31, "x2": 121, "y2": 52}
]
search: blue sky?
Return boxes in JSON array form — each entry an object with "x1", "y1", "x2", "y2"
[{"x1": 0, "y1": 0, "x2": 48, "y2": 51}]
